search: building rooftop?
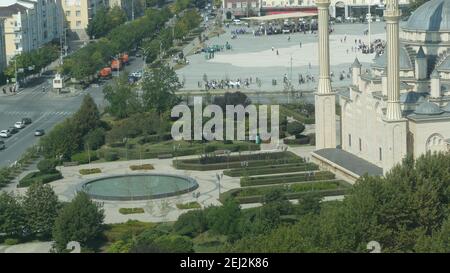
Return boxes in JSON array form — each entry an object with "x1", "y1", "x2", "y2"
[
  {"x1": 313, "y1": 148, "x2": 383, "y2": 177},
  {"x1": 0, "y1": 3, "x2": 28, "y2": 17},
  {"x1": 404, "y1": 0, "x2": 450, "y2": 32}
]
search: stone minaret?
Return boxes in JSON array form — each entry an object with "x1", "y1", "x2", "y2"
[
  {"x1": 385, "y1": 0, "x2": 402, "y2": 121},
  {"x1": 315, "y1": 0, "x2": 336, "y2": 149}
]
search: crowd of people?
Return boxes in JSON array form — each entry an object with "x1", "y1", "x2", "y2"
[{"x1": 199, "y1": 77, "x2": 262, "y2": 90}]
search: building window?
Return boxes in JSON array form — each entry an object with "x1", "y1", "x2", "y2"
[
  {"x1": 76, "y1": 21, "x2": 81, "y2": 27},
  {"x1": 65, "y1": 11, "x2": 71, "y2": 17},
  {"x1": 359, "y1": 138, "x2": 362, "y2": 151},
  {"x1": 348, "y1": 134, "x2": 351, "y2": 147},
  {"x1": 379, "y1": 147, "x2": 382, "y2": 161},
  {"x1": 76, "y1": 11, "x2": 81, "y2": 17}
]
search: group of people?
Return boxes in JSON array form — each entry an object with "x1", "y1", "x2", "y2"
[
  {"x1": 199, "y1": 77, "x2": 257, "y2": 90},
  {"x1": 2, "y1": 85, "x2": 18, "y2": 94}
]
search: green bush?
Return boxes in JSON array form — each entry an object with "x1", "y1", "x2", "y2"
[
  {"x1": 176, "y1": 201, "x2": 201, "y2": 209},
  {"x1": 287, "y1": 121, "x2": 305, "y2": 136},
  {"x1": 129, "y1": 164, "x2": 154, "y2": 171},
  {"x1": 79, "y1": 168, "x2": 102, "y2": 175},
  {"x1": 174, "y1": 210, "x2": 207, "y2": 236},
  {"x1": 71, "y1": 151, "x2": 99, "y2": 164},
  {"x1": 104, "y1": 152, "x2": 119, "y2": 161},
  {"x1": 119, "y1": 208, "x2": 145, "y2": 214},
  {"x1": 4, "y1": 238, "x2": 20, "y2": 245},
  {"x1": 37, "y1": 159, "x2": 57, "y2": 174},
  {"x1": 18, "y1": 171, "x2": 63, "y2": 188}
]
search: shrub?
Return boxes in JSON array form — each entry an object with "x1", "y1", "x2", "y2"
[
  {"x1": 71, "y1": 151, "x2": 98, "y2": 164},
  {"x1": 129, "y1": 164, "x2": 154, "y2": 171},
  {"x1": 176, "y1": 201, "x2": 201, "y2": 209},
  {"x1": 287, "y1": 121, "x2": 305, "y2": 136},
  {"x1": 174, "y1": 210, "x2": 207, "y2": 236},
  {"x1": 119, "y1": 208, "x2": 145, "y2": 214},
  {"x1": 4, "y1": 238, "x2": 20, "y2": 245},
  {"x1": 18, "y1": 171, "x2": 63, "y2": 188},
  {"x1": 79, "y1": 168, "x2": 102, "y2": 175},
  {"x1": 37, "y1": 159, "x2": 57, "y2": 174},
  {"x1": 104, "y1": 152, "x2": 119, "y2": 161}
]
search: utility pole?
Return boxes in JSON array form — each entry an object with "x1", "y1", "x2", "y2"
[{"x1": 368, "y1": 1, "x2": 371, "y2": 50}]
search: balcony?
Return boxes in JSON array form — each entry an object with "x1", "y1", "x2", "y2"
[
  {"x1": 13, "y1": 36, "x2": 22, "y2": 42},
  {"x1": 14, "y1": 26, "x2": 21, "y2": 32}
]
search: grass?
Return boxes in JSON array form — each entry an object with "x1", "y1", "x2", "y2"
[
  {"x1": 79, "y1": 168, "x2": 102, "y2": 175},
  {"x1": 103, "y1": 220, "x2": 156, "y2": 243},
  {"x1": 176, "y1": 201, "x2": 201, "y2": 210},
  {"x1": 118, "y1": 208, "x2": 145, "y2": 215}
]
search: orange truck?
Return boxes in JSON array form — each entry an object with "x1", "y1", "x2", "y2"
[
  {"x1": 111, "y1": 59, "x2": 121, "y2": 71},
  {"x1": 119, "y1": 53, "x2": 129, "y2": 65},
  {"x1": 98, "y1": 67, "x2": 112, "y2": 78}
]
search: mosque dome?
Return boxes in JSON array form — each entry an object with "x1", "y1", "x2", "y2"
[
  {"x1": 414, "y1": 101, "x2": 444, "y2": 115},
  {"x1": 404, "y1": 0, "x2": 450, "y2": 32}
]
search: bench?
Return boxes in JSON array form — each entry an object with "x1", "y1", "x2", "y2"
[{"x1": 158, "y1": 154, "x2": 173, "y2": 159}]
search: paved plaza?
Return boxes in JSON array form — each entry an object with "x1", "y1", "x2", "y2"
[{"x1": 177, "y1": 22, "x2": 394, "y2": 92}]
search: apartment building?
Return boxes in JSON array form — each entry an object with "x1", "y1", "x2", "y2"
[
  {"x1": 62, "y1": 0, "x2": 106, "y2": 40},
  {"x1": 0, "y1": 0, "x2": 62, "y2": 64}
]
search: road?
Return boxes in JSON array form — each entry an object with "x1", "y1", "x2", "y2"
[{"x1": 0, "y1": 56, "x2": 145, "y2": 168}]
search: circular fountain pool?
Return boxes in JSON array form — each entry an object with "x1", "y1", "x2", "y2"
[{"x1": 81, "y1": 174, "x2": 198, "y2": 201}]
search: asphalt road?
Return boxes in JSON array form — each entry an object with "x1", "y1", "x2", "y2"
[{"x1": 0, "y1": 56, "x2": 145, "y2": 168}]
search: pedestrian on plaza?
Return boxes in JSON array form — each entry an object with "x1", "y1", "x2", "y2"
[
  {"x1": 9, "y1": 86, "x2": 12, "y2": 93},
  {"x1": 272, "y1": 46, "x2": 274, "y2": 51},
  {"x1": 276, "y1": 49, "x2": 279, "y2": 55},
  {"x1": 2, "y1": 87, "x2": 5, "y2": 94},
  {"x1": 308, "y1": 62, "x2": 311, "y2": 69},
  {"x1": 300, "y1": 42, "x2": 302, "y2": 48},
  {"x1": 288, "y1": 36, "x2": 291, "y2": 41}
]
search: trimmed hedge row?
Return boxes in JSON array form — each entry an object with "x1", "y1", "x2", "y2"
[
  {"x1": 240, "y1": 171, "x2": 335, "y2": 186},
  {"x1": 224, "y1": 162, "x2": 318, "y2": 177},
  {"x1": 18, "y1": 171, "x2": 63, "y2": 188},
  {"x1": 79, "y1": 168, "x2": 102, "y2": 175},
  {"x1": 130, "y1": 164, "x2": 154, "y2": 171},
  {"x1": 220, "y1": 180, "x2": 351, "y2": 204},
  {"x1": 174, "y1": 151, "x2": 301, "y2": 170},
  {"x1": 238, "y1": 180, "x2": 341, "y2": 197}
]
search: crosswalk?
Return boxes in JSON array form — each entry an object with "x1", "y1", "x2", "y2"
[{"x1": 1, "y1": 111, "x2": 73, "y2": 117}]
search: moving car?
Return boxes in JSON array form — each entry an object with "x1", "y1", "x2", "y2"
[
  {"x1": 8, "y1": 127, "x2": 18, "y2": 134},
  {"x1": 34, "y1": 129, "x2": 45, "y2": 136},
  {"x1": 14, "y1": 121, "x2": 25, "y2": 129},
  {"x1": 0, "y1": 130, "x2": 11, "y2": 138},
  {"x1": 22, "y1": 118, "x2": 32, "y2": 125},
  {"x1": 0, "y1": 140, "x2": 5, "y2": 150}
]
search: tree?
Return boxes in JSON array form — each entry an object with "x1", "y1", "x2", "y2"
[
  {"x1": 53, "y1": 192, "x2": 104, "y2": 252},
  {"x1": 409, "y1": 0, "x2": 430, "y2": 12},
  {"x1": 103, "y1": 74, "x2": 141, "y2": 119},
  {"x1": 287, "y1": 121, "x2": 305, "y2": 136},
  {"x1": 40, "y1": 119, "x2": 79, "y2": 160},
  {"x1": 84, "y1": 128, "x2": 106, "y2": 150},
  {"x1": 23, "y1": 183, "x2": 59, "y2": 238},
  {"x1": 206, "y1": 199, "x2": 241, "y2": 240},
  {"x1": 0, "y1": 192, "x2": 25, "y2": 237},
  {"x1": 174, "y1": 210, "x2": 207, "y2": 236},
  {"x1": 141, "y1": 65, "x2": 180, "y2": 115},
  {"x1": 72, "y1": 94, "x2": 102, "y2": 138},
  {"x1": 37, "y1": 159, "x2": 57, "y2": 174}
]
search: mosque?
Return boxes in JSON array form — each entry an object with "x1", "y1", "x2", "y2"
[{"x1": 311, "y1": 0, "x2": 450, "y2": 181}]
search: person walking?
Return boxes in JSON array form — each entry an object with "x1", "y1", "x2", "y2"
[{"x1": 276, "y1": 49, "x2": 279, "y2": 55}]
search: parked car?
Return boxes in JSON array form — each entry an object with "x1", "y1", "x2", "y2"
[
  {"x1": 14, "y1": 121, "x2": 25, "y2": 129},
  {"x1": 0, "y1": 140, "x2": 5, "y2": 150},
  {"x1": 22, "y1": 117, "x2": 32, "y2": 125},
  {"x1": 34, "y1": 129, "x2": 45, "y2": 136},
  {"x1": 8, "y1": 127, "x2": 18, "y2": 134},
  {"x1": 0, "y1": 130, "x2": 11, "y2": 138}
]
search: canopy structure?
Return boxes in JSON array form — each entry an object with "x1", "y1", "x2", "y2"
[{"x1": 242, "y1": 11, "x2": 318, "y2": 22}]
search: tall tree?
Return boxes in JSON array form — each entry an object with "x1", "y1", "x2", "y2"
[
  {"x1": 0, "y1": 192, "x2": 25, "y2": 237},
  {"x1": 72, "y1": 94, "x2": 102, "y2": 138},
  {"x1": 23, "y1": 183, "x2": 60, "y2": 238},
  {"x1": 103, "y1": 74, "x2": 141, "y2": 119},
  {"x1": 53, "y1": 192, "x2": 104, "y2": 252},
  {"x1": 141, "y1": 65, "x2": 180, "y2": 115}
]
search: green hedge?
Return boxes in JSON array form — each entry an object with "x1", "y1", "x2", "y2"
[
  {"x1": 224, "y1": 162, "x2": 318, "y2": 177},
  {"x1": 18, "y1": 171, "x2": 63, "y2": 188},
  {"x1": 174, "y1": 151, "x2": 300, "y2": 170},
  {"x1": 240, "y1": 171, "x2": 334, "y2": 187},
  {"x1": 220, "y1": 180, "x2": 351, "y2": 204},
  {"x1": 71, "y1": 151, "x2": 99, "y2": 164},
  {"x1": 119, "y1": 208, "x2": 145, "y2": 214},
  {"x1": 79, "y1": 168, "x2": 102, "y2": 175}
]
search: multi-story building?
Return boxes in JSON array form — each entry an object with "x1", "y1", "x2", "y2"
[
  {"x1": 62, "y1": 0, "x2": 106, "y2": 40},
  {"x1": 0, "y1": 0, "x2": 62, "y2": 64},
  {"x1": 0, "y1": 19, "x2": 6, "y2": 74}
]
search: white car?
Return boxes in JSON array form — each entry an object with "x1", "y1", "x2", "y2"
[
  {"x1": 233, "y1": 19, "x2": 242, "y2": 25},
  {"x1": 14, "y1": 121, "x2": 25, "y2": 129},
  {"x1": 0, "y1": 130, "x2": 11, "y2": 138}
]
